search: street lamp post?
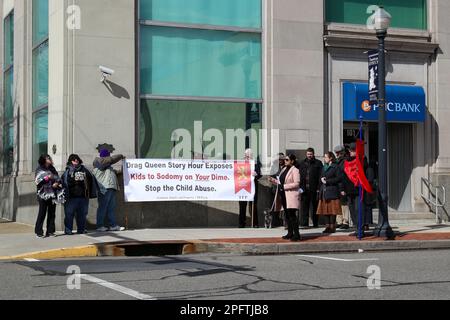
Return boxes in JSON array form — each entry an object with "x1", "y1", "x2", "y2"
[{"x1": 371, "y1": 7, "x2": 395, "y2": 239}]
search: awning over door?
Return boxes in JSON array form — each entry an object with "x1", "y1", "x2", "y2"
[{"x1": 343, "y1": 82, "x2": 426, "y2": 123}]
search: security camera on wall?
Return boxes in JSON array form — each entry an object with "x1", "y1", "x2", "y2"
[{"x1": 99, "y1": 65, "x2": 115, "y2": 82}]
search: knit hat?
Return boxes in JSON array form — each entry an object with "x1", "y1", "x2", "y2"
[{"x1": 99, "y1": 149, "x2": 111, "y2": 158}]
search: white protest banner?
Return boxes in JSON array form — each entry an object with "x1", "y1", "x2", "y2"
[{"x1": 123, "y1": 159, "x2": 255, "y2": 202}]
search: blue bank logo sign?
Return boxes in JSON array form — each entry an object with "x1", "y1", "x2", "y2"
[
  {"x1": 361, "y1": 100, "x2": 422, "y2": 114},
  {"x1": 344, "y1": 83, "x2": 426, "y2": 123}
]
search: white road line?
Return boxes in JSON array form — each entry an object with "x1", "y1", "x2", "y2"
[
  {"x1": 23, "y1": 258, "x2": 155, "y2": 300},
  {"x1": 297, "y1": 255, "x2": 379, "y2": 262},
  {"x1": 80, "y1": 274, "x2": 156, "y2": 300}
]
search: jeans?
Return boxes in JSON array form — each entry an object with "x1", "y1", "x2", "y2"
[
  {"x1": 96, "y1": 189, "x2": 118, "y2": 228},
  {"x1": 64, "y1": 198, "x2": 89, "y2": 234},
  {"x1": 35, "y1": 198, "x2": 56, "y2": 236}
]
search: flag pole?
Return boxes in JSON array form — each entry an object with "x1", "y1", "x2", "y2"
[{"x1": 358, "y1": 116, "x2": 364, "y2": 240}]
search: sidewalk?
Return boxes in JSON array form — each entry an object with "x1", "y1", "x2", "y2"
[{"x1": 1, "y1": 218, "x2": 450, "y2": 260}]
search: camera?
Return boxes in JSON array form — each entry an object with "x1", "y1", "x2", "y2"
[{"x1": 99, "y1": 65, "x2": 115, "y2": 82}]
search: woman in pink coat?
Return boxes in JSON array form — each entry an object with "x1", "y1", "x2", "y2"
[{"x1": 270, "y1": 154, "x2": 301, "y2": 241}]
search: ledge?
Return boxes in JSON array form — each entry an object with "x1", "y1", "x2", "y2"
[{"x1": 324, "y1": 23, "x2": 439, "y2": 55}]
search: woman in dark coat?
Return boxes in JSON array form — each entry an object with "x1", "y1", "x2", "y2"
[
  {"x1": 317, "y1": 152, "x2": 342, "y2": 234},
  {"x1": 34, "y1": 155, "x2": 64, "y2": 238}
]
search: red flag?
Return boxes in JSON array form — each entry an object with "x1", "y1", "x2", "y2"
[
  {"x1": 234, "y1": 161, "x2": 252, "y2": 194},
  {"x1": 344, "y1": 140, "x2": 373, "y2": 194}
]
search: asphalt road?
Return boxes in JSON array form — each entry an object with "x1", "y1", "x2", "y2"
[{"x1": 1, "y1": 250, "x2": 450, "y2": 300}]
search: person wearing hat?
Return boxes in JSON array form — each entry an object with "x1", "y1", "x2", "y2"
[
  {"x1": 334, "y1": 145, "x2": 350, "y2": 229},
  {"x1": 93, "y1": 149, "x2": 126, "y2": 232},
  {"x1": 62, "y1": 154, "x2": 97, "y2": 235}
]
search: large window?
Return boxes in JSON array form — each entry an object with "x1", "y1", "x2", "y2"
[
  {"x1": 325, "y1": 0, "x2": 428, "y2": 30},
  {"x1": 3, "y1": 12, "x2": 14, "y2": 175},
  {"x1": 139, "y1": 0, "x2": 263, "y2": 159},
  {"x1": 32, "y1": 0, "x2": 49, "y2": 166}
]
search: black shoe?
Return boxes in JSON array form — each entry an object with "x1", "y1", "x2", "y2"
[
  {"x1": 290, "y1": 236, "x2": 301, "y2": 242},
  {"x1": 336, "y1": 224, "x2": 343, "y2": 229},
  {"x1": 36, "y1": 234, "x2": 45, "y2": 239},
  {"x1": 239, "y1": 225, "x2": 246, "y2": 229},
  {"x1": 46, "y1": 233, "x2": 57, "y2": 238},
  {"x1": 282, "y1": 234, "x2": 293, "y2": 240},
  {"x1": 339, "y1": 224, "x2": 350, "y2": 230},
  {"x1": 322, "y1": 228, "x2": 331, "y2": 234}
]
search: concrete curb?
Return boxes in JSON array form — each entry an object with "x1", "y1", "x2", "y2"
[
  {"x1": 2, "y1": 239, "x2": 450, "y2": 261},
  {"x1": 0, "y1": 245, "x2": 99, "y2": 261},
  {"x1": 192, "y1": 239, "x2": 450, "y2": 255}
]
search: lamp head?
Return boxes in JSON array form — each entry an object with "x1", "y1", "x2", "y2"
[{"x1": 373, "y1": 6, "x2": 391, "y2": 33}]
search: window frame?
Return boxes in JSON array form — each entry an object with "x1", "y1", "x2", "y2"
[
  {"x1": 3, "y1": 11, "x2": 14, "y2": 176},
  {"x1": 136, "y1": 0, "x2": 265, "y2": 158},
  {"x1": 31, "y1": 0, "x2": 49, "y2": 166}
]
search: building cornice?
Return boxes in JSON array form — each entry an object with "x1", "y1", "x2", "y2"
[{"x1": 324, "y1": 23, "x2": 439, "y2": 55}]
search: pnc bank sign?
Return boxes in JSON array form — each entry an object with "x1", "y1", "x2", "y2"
[{"x1": 343, "y1": 83, "x2": 426, "y2": 123}]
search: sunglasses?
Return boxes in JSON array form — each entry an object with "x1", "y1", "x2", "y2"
[{"x1": 284, "y1": 159, "x2": 290, "y2": 162}]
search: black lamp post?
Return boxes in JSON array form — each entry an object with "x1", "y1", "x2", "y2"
[{"x1": 371, "y1": 7, "x2": 395, "y2": 239}]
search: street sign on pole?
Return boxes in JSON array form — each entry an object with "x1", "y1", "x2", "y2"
[{"x1": 368, "y1": 50, "x2": 379, "y2": 104}]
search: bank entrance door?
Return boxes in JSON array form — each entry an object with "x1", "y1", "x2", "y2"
[{"x1": 343, "y1": 123, "x2": 413, "y2": 212}]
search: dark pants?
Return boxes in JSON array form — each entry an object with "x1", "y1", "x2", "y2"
[
  {"x1": 300, "y1": 190, "x2": 319, "y2": 227},
  {"x1": 64, "y1": 198, "x2": 89, "y2": 234},
  {"x1": 239, "y1": 184, "x2": 259, "y2": 227},
  {"x1": 35, "y1": 199, "x2": 56, "y2": 236},
  {"x1": 97, "y1": 189, "x2": 117, "y2": 228},
  {"x1": 239, "y1": 201, "x2": 258, "y2": 227},
  {"x1": 348, "y1": 194, "x2": 366, "y2": 228},
  {"x1": 280, "y1": 191, "x2": 300, "y2": 238}
]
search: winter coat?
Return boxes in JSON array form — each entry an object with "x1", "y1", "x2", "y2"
[
  {"x1": 35, "y1": 165, "x2": 65, "y2": 204},
  {"x1": 272, "y1": 166, "x2": 301, "y2": 211},
  {"x1": 318, "y1": 162, "x2": 342, "y2": 201},
  {"x1": 299, "y1": 158, "x2": 323, "y2": 192},
  {"x1": 62, "y1": 165, "x2": 97, "y2": 200},
  {"x1": 93, "y1": 154, "x2": 124, "y2": 194}
]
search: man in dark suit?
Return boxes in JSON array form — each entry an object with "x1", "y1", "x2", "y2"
[{"x1": 298, "y1": 148, "x2": 323, "y2": 228}]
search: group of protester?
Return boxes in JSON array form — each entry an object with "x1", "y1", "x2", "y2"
[
  {"x1": 255, "y1": 145, "x2": 376, "y2": 241},
  {"x1": 34, "y1": 149, "x2": 126, "y2": 238}
]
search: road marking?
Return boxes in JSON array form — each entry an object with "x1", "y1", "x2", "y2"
[
  {"x1": 80, "y1": 274, "x2": 156, "y2": 300},
  {"x1": 22, "y1": 258, "x2": 155, "y2": 300},
  {"x1": 297, "y1": 255, "x2": 379, "y2": 262}
]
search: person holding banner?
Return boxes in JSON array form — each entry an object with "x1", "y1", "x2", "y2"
[
  {"x1": 270, "y1": 154, "x2": 301, "y2": 242},
  {"x1": 343, "y1": 142, "x2": 373, "y2": 238},
  {"x1": 93, "y1": 149, "x2": 126, "y2": 232},
  {"x1": 238, "y1": 149, "x2": 262, "y2": 228}
]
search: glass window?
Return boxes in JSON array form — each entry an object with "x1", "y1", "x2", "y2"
[
  {"x1": 3, "y1": 12, "x2": 14, "y2": 175},
  {"x1": 32, "y1": 0, "x2": 49, "y2": 45},
  {"x1": 325, "y1": 0, "x2": 427, "y2": 30},
  {"x1": 140, "y1": 0, "x2": 262, "y2": 29},
  {"x1": 3, "y1": 68, "x2": 14, "y2": 121},
  {"x1": 2, "y1": 123, "x2": 14, "y2": 175},
  {"x1": 32, "y1": 42, "x2": 49, "y2": 109},
  {"x1": 140, "y1": 26, "x2": 262, "y2": 99},
  {"x1": 4, "y1": 13, "x2": 14, "y2": 68},
  {"x1": 32, "y1": 109, "x2": 48, "y2": 164},
  {"x1": 140, "y1": 99, "x2": 262, "y2": 159}
]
